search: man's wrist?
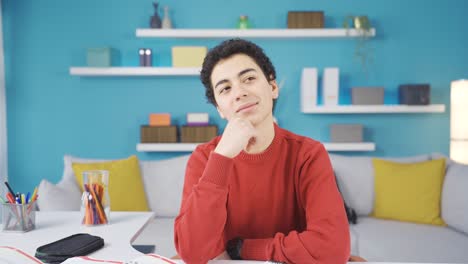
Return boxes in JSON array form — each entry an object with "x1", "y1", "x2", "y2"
[
  {"x1": 226, "y1": 237, "x2": 243, "y2": 260},
  {"x1": 214, "y1": 147, "x2": 235, "y2": 159}
]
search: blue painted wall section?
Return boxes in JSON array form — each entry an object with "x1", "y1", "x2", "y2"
[{"x1": 2, "y1": 0, "x2": 468, "y2": 192}]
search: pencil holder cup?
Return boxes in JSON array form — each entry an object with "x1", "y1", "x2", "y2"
[
  {"x1": 2, "y1": 201, "x2": 37, "y2": 232},
  {"x1": 80, "y1": 170, "x2": 110, "y2": 225}
]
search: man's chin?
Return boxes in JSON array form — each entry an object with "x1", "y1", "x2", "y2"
[
  {"x1": 227, "y1": 113, "x2": 269, "y2": 126},
  {"x1": 245, "y1": 116, "x2": 263, "y2": 127}
]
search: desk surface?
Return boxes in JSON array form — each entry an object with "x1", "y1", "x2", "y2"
[
  {"x1": 0, "y1": 212, "x2": 439, "y2": 264},
  {"x1": 0, "y1": 211, "x2": 154, "y2": 260}
]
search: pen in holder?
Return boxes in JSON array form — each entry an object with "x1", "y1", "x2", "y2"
[
  {"x1": 80, "y1": 170, "x2": 110, "y2": 225},
  {"x1": 2, "y1": 200, "x2": 37, "y2": 232}
]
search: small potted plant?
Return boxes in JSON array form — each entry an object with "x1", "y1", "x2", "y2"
[{"x1": 343, "y1": 15, "x2": 374, "y2": 74}]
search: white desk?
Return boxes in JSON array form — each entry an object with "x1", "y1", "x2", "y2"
[
  {"x1": 0, "y1": 212, "x2": 436, "y2": 264},
  {"x1": 0, "y1": 211, "x2": 154, "y2": 260}
]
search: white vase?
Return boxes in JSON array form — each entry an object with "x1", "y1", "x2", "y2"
[{"x1": 162, "y1": 6, "x2": 173, "y2": 29}]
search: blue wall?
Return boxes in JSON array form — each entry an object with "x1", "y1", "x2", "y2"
[{"x1": 3, "y1": 0, "x2": 468, "y2": 193}]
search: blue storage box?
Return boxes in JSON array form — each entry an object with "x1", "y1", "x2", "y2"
[{"x1": 87, "y1": 48, "x2": 112, "y2": 67}]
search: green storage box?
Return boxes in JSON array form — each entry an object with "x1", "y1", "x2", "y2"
[{"x1": 87, "y1": 48, "x2": 112, "y2": 67}]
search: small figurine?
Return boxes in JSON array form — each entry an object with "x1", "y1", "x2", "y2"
[
  {"x1": 150, "y1": 2, "x2": 162, "y2": 28},
  {"x1": 237, "y1": 15, "x2": 252, "y2": 29},
  {"x1": 139, "y1": 48, "x2": 153, "y2": 67}
]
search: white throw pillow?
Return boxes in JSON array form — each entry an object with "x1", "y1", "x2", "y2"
[
  {"x1": 441, "y1": 160, "x2": 468, "y2": 235},
  {"x1": 140, "y1": 155, "x2": 190, "y2": 217},
  {"x1": 329, "y1": 153, "x2": 430, "y2": 216},
  {"x1": 37, "y1": 178, "x2": 81, "y2": 211},
  {"x1": 329, "y1": 154, "x2": 374, "y2": 216},
  {"x1": 38, "y1": 154, "x2": 124, "y2": 212}
]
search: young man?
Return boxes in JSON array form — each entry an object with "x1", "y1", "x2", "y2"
[{"x1": 174, "y1": 39, "x2": 350, "y2": 263}]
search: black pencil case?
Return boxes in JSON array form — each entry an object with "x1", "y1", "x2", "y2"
[{"x1": 35, "y1": 233, "x2": 104, "y2": 263}]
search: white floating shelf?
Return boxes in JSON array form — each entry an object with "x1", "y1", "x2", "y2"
[
  {"x1": 323, "y1": 142, "x2": 375, "y2": 152},
  {"x1": 302, "y1": 104, "x2": 446, "y2": 114},
  {"x1": 69, "y1": 67, "x2": 201, "y2": 76},
  {"x1": 137, "y1": 142, "x2": 375, "y2": 152},
  {"x1": 136, "y1": 28, "x2": 376, "y2": 38},
  {"x1": 137, "y1": 143, "x2": 200, "y2": 152}
]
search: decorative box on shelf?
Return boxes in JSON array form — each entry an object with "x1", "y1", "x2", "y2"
[
  {"x1": 351, "y1": 87, "x2": 385, "y2": 105},
  {"x1": 87, "y1": 48, "x2": 111, "y2": 67},
  {"x1": 140, "y1": 125, "x2": 177, "y2": 143},
  {"x1": 398, "y1": 84, "x2": 430, "y2": 105},
  {"x1": 287, "y1": 11, "x2": 324, "y2": 28},
  {"x1": 172, "y1": 46, "x2": 207, "y2": 67},
  {"x1": 149, "y1": 113, "x2": 171, "y2": 126},
  {"x1": 180, "y1": 125, "x2": 218, "y2": 143},
  {"x1": 87, "y1": 47, "x2": 119, "y2": 67},
  {"x1": 330, "y1": 124, "x2": 364, "y2": 143}
]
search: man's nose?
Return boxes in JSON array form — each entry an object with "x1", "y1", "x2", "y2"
[{"x1": 234, "y1": 85, "x2": 248, "y2": 101}]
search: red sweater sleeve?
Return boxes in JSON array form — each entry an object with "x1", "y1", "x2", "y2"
[
  {"x1": 241, "y1": 144, "x2": 350, "y2": 263},
  {"x1": 174, "y1": 147, "x2": 233, "y2": 263}
]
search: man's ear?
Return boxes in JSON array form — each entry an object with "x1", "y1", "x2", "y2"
[
  {"x1": 269, "y1": 80, "x2": 279, "y2": 99},
  {"x1": 216, "y1": 107, "x2": 226, "y2": 119}
]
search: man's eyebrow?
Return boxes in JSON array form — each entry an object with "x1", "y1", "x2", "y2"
[
  {"x1": 214, "y1": 79, "x2": 229, "y2": 90},
  {"x1": 238, "y1": 68, "x2": 256, "y2": 77},
  {"x1": 214, "y1": 68, "x2": 257, "y2": 90}
]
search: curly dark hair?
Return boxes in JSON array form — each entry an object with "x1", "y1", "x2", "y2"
[{"x1": 200, "y1": 38, "x2": 277, "y2": 107}]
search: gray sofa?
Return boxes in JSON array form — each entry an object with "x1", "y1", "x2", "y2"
[{"x1": 38, "y1": 152, "x2": 468, "y2": 262}]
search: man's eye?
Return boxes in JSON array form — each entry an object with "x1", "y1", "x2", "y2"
[
  {"x1": 220, "y1": 86, "x2": 231, "y2": 94},
  {"x1": 244, "y1": 76, "x2": 256, "y2": 82}
]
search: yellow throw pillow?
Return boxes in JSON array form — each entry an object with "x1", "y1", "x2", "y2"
[
  {"x1": 371, "y1": 158, "x2": 446, "y2": 226},
  {"x1": 72, "y1": 155, "x2": 149, "y2": 211}
]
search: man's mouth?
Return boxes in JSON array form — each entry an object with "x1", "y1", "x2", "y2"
[{"x1": 236, "y1": 102, "x2": 258, "y2": 113}]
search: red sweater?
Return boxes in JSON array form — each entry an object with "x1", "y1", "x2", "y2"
[{"x1": 174, "y1": 124, "x2": 350, "y2": 263}]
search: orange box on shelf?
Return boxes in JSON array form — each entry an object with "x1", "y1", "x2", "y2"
[{"x1": 149, "y1": 113, "x2": 171, "y2": 126}]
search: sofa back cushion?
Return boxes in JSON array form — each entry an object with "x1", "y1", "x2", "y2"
[
  {"x1": 441, "y1": 160, "x2": 468, "y2": 234},
  {"x1": 329, "y1": 155, "x2": 374, "y2": 216},
  {"x1": 329, "y1": 154, "x2": 430, "y2": 216},
  {"x1": 431, "y1": 152, "x2": 468, "y2": 234},
  {"x1": 140, "y1": 154, "x2": 190, "y2": 217},
  {"x1": 37, "y1": 179, "x2": 82, "y2": 211}
]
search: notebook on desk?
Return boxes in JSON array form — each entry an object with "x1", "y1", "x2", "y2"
[
  {"x1": 0, "y1": 246, "x2": 285, "y2": 264},
  {"x1": 0, "y1": 246, "x2": 43, "y2": 264},
  {"x1": 63, "y1": 254, "x2": 177, "y2": 264},
  {"x1": 0, "y1": 246, "x2": 176, "y2": 264}
]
